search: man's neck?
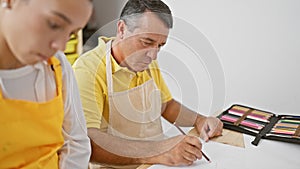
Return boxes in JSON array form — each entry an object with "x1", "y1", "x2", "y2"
[
  {"x1": 110, "y1": 38, "x2": 137, "y2": 72},
  {"x1": 111, "y1": 39, "x2": 125, "y2": 65}
]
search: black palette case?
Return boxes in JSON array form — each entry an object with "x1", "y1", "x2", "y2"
[{"x1": 217, "y1": 104, "x2": 300, "y2": 146}]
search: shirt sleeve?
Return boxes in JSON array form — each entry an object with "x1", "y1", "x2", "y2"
[
  {"x1": 72, "y1": 53, "x2": 106, "y2": 129},
  {"x1": 55, "y1": 51, "x2": 91, "y2": 169}
]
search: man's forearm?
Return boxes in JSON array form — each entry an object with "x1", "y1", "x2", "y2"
[
  {"x1": 89, "y1": 139, "x2": 141, "y2": 165},
  {"x1": 88, "y1": 128, "x2": 182, "y2": 165},
  {"x1": 162, "y1": 99, "x2": 203, "y2": 127}
]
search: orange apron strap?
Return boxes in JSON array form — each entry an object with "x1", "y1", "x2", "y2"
[{"x1": 48, "y1": 57, "x2": 63, "y2": 96}]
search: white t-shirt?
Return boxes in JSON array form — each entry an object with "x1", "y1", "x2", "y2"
[{"x1": 0, "y1": 51, "x2": 91, "y2": 169}]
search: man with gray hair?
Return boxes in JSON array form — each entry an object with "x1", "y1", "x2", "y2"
[{"x1": 73, "y1": 0, "x2": 223, "y2": 168}]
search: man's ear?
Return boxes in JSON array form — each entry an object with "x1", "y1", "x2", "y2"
[
  {"x1": 117, "y1": 20, "x2": 126, "y2": 39},
  {"x1": 1, "y1": 0, "x2": 16, "y2": 9},
  {"x1": 1, "y1": 0, "x2": 9, "y2": 8}
]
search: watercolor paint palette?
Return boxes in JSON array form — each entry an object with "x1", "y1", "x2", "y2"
[{"x1": 218, "y1": 104, "x2": 300, "y2": 146}]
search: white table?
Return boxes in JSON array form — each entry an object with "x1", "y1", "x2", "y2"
[{"x1": 139, "y1": 126, "x2": 300, "y2": 169}]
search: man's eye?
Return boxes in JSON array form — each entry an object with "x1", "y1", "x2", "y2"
[{"x1": 141, "y1": 40, "x2": 152, "y2": 46}]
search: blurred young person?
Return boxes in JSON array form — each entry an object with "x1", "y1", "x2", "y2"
[{"x1": 0, "y1": 0, "x2": 93, "y2": 168}]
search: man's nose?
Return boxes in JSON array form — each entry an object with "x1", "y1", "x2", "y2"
[{"x1": 147, "y1": 47, "x2": 159, "y2": 60}]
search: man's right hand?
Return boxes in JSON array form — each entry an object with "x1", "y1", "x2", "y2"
[{"x1": 145, "y1": 135, "x2": 203, "y2": 166}]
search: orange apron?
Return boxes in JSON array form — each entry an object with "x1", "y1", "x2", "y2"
[{"x1": 0, "y1": 57, "x2": 64, "y2": 169}]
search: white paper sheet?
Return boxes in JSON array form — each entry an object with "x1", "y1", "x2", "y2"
[
  {"x1": 149, "y1": 160, "x2": 218, "y2": 169},
  {"x1": 149, "y1": 140, "x2": 247, "y2": 169},
  {"x1": 148, "y1": 135, "x2": 300, "y2": 169}
]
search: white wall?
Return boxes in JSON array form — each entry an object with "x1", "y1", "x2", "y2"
[
  {"x1": 161, "y1": 0, "x2": 300, "y2": 115},
  {"x1": 92, "y1": 0, "x2": 300, "y2": 116}
]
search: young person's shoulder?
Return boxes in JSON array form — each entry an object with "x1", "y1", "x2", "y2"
[
  {"x1": 54, "y1": 51, "x2": 72, "y2": 70},
  {"x1": 55, "y1": 51, "x2": 69, "y2": 65},
  {"x1": 54, "y1": 51, "x2": 74, "y2": 79}
]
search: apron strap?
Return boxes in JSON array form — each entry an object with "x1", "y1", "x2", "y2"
[
  {"x1": 0, "y1": 77, "x2": 5, "y2": 99},
  {"x1": 48, "y1": 56, "x2": 63, "y2": 96},
  {"x1": 105, "y1": 40, "x2": 114, "y2": 95}
]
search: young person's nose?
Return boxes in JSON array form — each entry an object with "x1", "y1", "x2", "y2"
[{"x1": 50, "y1": 36, "x2": 69, "y2": 51}]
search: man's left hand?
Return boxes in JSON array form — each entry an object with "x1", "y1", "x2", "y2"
[{"x1": 194, "y1": 115, "x2": 223, "y2": 142}]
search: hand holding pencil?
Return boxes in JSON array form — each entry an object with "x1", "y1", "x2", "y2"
[{"x1": 174, "y1": 123, "x2": 211, "y2": 163}]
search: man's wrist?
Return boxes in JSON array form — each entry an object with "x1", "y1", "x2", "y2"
[
  {"x1": 137, "y1": 154, "x2": 161, "y2": 165},
  {"x1": 194, "y1": 114, "x2": 207, "y2": 127}
]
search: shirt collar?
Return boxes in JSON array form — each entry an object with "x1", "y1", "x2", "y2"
[
  {"x1": 110, "y1": 55, "x2": 123, "y2": 73},
  {"x1": 99, "y1": 36, "x2": 138, "y2": 76},
  {"x1": 100, "y1": 37, "x2": 134, "y2": 75}
]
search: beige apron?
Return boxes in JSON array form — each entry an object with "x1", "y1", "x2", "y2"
[
  {"x1": 90, "y1": 41, "x2": 164, "y2": 169},
  {"x1": 106, "y1": 40, "x2": 163, "y2": 140}
]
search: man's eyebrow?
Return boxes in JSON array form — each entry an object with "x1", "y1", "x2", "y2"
[
  {"x1": 52, "y1": 11, "x2": 72, "y2": 24},
  {"x1": 141, "y1": 37, "x2": 155, "y2": 42},
  {"x1": 141, "y1": 37, "x2": 166, "y2": 46}
]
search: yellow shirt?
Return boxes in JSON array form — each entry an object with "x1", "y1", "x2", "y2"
[{"x1": 73, "y1": 37, "x2": 172, "y2": 131}]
